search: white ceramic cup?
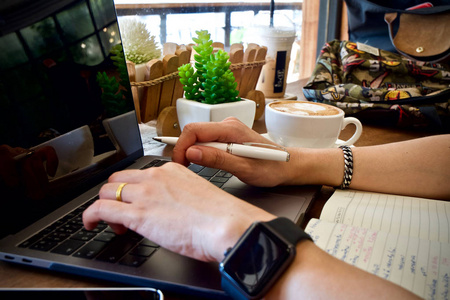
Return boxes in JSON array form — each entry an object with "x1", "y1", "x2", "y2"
[{"x1": 265, "y1": 101, "x2": 363, "y2": 148}]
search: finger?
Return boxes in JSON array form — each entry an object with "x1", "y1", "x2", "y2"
[
  {"x1": 107, "y1": 164, "x2": 173, "y2": 185},
  {"x1": 173, "y1": 118, "x2": 265, "y2": 165},
  {"x1": 186, "y1": 145, "x2": 254, "y2": 174},
  {"x1": 99, "y1": 181, "x2": 135, "y2": 203},
  {"x1": 82, "y1": 199, "x2": 131, "y2": 233},
  {"x1": 105, "y1": 222, "x2": 128, "y2": 235},
  {"x1": 107, "y1": 169, "x2": 149, "y2": 184}
]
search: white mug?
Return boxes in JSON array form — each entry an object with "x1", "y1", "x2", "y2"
[{"x1": 265, "y1": 101, "x2": 363, "y2": 148}]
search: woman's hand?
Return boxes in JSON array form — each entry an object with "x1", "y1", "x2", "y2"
[
  {"x1": 82, "y1": 162, "x2": 275, "y2": 262},
  {"x1": 172, "y1": 117, "x2": 299, "y2": 187}
]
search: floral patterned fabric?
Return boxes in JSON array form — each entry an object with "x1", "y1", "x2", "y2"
[{"x1": 303, "y1": 40, "x2": 450, "y2": 130}]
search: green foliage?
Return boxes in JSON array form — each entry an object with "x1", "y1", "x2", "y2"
[
  {"x1": 96, "y1": 44, "x2": 131, "y2": 117},
  {"x1": 110, "y1": 44, "x2": 130, "y2": 89},
  {"x1": 178, "y1": 30, "x2": 241, "y2": 104},
  {"x1": 178, "y1": 63, "x2": 202, "y2": 101}
]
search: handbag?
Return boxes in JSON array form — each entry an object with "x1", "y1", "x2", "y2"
[
  {"x1": 345, "y1": 0, "x2": 450, "y2": 63},
  {"x1": 302, "y1": 40, "x2": 450, "y2": 130}
]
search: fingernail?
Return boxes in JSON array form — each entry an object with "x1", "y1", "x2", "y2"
[{"x1": 187, "y1": 147, "x2": 203, "y2": 162}]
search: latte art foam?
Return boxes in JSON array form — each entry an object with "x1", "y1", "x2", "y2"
[{"x1": 270, "y1": 101, "x2": 340, "y2": 116}]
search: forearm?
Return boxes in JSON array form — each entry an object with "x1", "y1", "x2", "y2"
[
  {"x1": 351, "y1": 135, "x2": 450, "y2": 199},
  {"x1": 286, "y1": 135, "x2": 450, "y2": 200},
  {"x1": 266, "y1": 241, "x2": 420, "y2": 299}
]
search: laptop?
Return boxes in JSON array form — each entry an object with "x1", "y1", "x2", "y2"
[{"x1": 0, "y1": 0, "x2": 318, "y2": 298}]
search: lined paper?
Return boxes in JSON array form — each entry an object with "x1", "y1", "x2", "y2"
[
  {"x1": 305, "y1": 218, "x2": 450, "y2": 300},
  {"x1": 305, "y1": 190, "x2": 450, "y2": 299},
  {"x1": 319, "y1": 190, "x2": 450, "y2": 243}
]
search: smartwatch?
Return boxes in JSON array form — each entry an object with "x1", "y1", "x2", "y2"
[{"x1": 219, "y1": 217, "x2": 312, "y2": 300}]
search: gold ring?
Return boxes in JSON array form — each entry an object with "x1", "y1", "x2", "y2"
[{"x1": 115, "y1": 183, "x2": 128, "y2": 202}]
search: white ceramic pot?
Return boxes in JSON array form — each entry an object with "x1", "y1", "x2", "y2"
[{"x1": 176, "y1": 98, "x2": 256, "y2": 131}]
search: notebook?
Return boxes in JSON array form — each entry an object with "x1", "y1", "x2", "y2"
[
  {"x1": 305, "y1": 190, "x2": 450, "y2": 300},
  {"x1": 0, "y1": 0, "x2": 318, "y2": 298}
]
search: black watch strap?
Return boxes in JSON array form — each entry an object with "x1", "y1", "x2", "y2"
[{"x1": 266, "y1": 217, "x2": 313, "y2": 245}]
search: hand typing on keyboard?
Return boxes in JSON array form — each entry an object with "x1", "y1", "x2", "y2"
[{"x1": 83, "y1": 161, "x2": 275, "y2": 263}]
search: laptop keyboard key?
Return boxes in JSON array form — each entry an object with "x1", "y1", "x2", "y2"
[
  {"x1": 140, "y1": 238, "x2": 159, "y2": 248},
  {"x1": 57, "y1": 224, "x2": 82, "y2": 234},
  {"x1": 130, "y1": 245, "x2": 157, "y2": 257},
  {"x1": 46, "y1": 232, "x2": 71, "y2": 243},
  {"x1": 210, "y1": 177, "x2": 228, "y2": 184},
  {"x1": 154, "y1": 160, "x2": 169, "y2": 167},
  {"x1": 188, "y1": 164, "x2": 204, "y2": 173},
  {"x1": 216, "y1": 170, "x2": 232, "y2": 178},
  {"x1": 73, "y1": 240, "x2": 108, "y2": 259},
  {"x1": 119, "y1": 254, "x2": 147, "y2": 267},
  {"x1": 211, "y1": 181, "x2": 225, "y2": 188},
  {"x1": 30, "y1": 240, "x2": 58, "y2": 251},
  {"x1": 87, "y1": 223, "x2": 108, "y2": 233},
  {"x1": 19, "y1": 234, "x2": 46, "y2": 248},
  {"x1": 71, "y1": 230, "x2": 96, "y2": 241},
  {"x1": 142, "y1": 159, "x2": 162, "y2": 169},
  {"x1": 94, "y1": 232, "x2": 116, "y2": 243},
  {"x1": 96, "y1": 233, "x2": 142, "y2": 263},
  {"x1": 198, "y1": 167, "x2": 219, "y2": 177},
  {"x1": 51, "y1": 239, "x2": 84, "y2": 255}
]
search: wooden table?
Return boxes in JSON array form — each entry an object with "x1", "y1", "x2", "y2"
[{"x1": 0, "y1": 80, "x2": 437, "y2": 298}]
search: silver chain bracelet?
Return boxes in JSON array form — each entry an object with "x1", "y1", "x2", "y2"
[{"x1": 336, "y1": 145, "x2": 353, "y2": 189}]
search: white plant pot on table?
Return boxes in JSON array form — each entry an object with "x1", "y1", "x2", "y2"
[{"x1": 176, "y1": 98, "x2": 256, "y2": 131}]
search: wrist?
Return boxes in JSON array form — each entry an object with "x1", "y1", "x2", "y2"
[
  {"x1": 284, "y1": 148, "x2": 345, "y2": 187},
  {"x1": 212, "y1": 219, "x2": 252, "y2": 262},
  {"x1": 264, "y1": 240, "x2": 316, "y2": 299},
  {"x1": 212, "y1": 210, "x2": 276, "y2": 262}
]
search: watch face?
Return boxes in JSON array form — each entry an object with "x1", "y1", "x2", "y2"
[{"x1": 221, "y1": 222, "x2": 294, "y2": 297}]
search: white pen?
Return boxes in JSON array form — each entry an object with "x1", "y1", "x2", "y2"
[{"x1": 153, "y1": 136, "x2": 290, "y2": 162}]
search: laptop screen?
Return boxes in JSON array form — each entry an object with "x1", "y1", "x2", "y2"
[{"x1": 0, "y1": 0, "x2": 141, "y2": 239}]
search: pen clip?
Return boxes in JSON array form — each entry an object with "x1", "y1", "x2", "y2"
[{"x1": 242, "y1": 142, "x2": 290, "y2": 161}]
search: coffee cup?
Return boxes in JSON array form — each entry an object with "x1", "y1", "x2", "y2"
[{"x1": 265, "y1": 101, "x2": 362, "y2": 148}]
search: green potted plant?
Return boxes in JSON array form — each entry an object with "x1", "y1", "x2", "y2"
[{"x1": 176, "y1": 30, "x2": 256, "y2": 130}]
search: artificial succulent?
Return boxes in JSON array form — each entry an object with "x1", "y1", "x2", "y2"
[{"x1": 178, "y1": 30, "x2": 241, "y2": 104}]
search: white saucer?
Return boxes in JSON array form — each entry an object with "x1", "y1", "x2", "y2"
[{"x1": 261, "y1": 133, "x2": 354, "y2": 148}]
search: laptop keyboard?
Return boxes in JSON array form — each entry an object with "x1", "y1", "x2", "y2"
[
  {"x1": 187, "y1": 163, "x2": 233, "y2": 188},
  {"x1": 18, "y1": 159, "x2": 232, "y2": 267}
]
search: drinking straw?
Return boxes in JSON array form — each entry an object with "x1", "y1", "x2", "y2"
[{"x1": 270, "y1": 0, "x2": 275, "y2": 27}]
